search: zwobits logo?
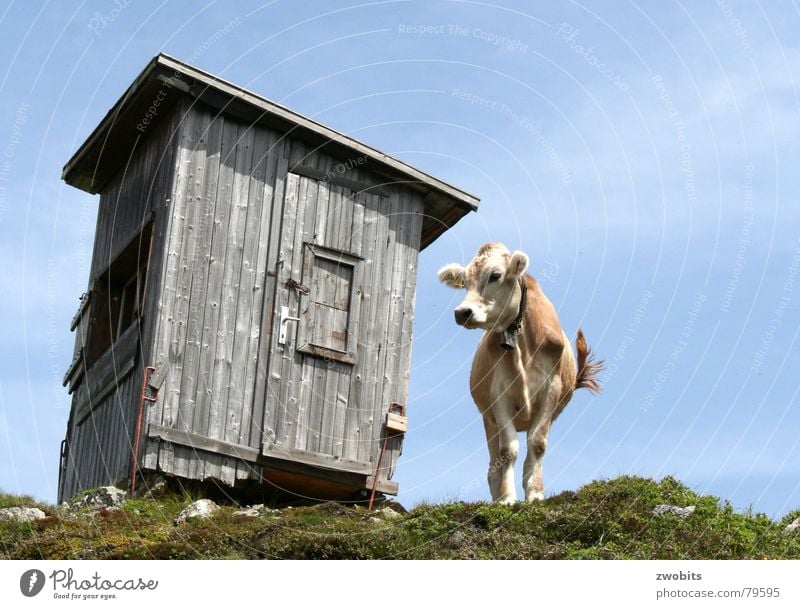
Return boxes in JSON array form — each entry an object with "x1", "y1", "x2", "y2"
[{"x1": 20, "y1": 569, "x2": 46, "y2": 597}]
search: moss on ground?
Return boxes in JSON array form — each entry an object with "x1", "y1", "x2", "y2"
[{"x1": 2, "y1": 476, "x2": 799, "y2": 559}]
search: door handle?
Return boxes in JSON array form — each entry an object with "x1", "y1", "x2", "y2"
[{"x1": 278, "y1": 305, "x2": 301, "y2": 346}]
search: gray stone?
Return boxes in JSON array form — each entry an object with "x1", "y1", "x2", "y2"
[
  {"x1": 653, "y1": 504, "x2": 696, "y2": 519},
  {"x1": 174, "y1": 499, "x2": 219, "y2": 525},
  {"x1": 448, "y1": 530, "x2": 466, "y2": 548},
  {"x1": 376, "y1": 507, "x2": 401, "y2": 520},
  {"x1": 378, "y1": 499, "x2": 408, "y2": 514},
  {"x1": 89, "y1": 506, "x2": 124, "y2": 519},
  {"x1": 74, "y1": 486, "x2": 127, "y2": 510},
  {"x1": 783, "y1": 518, "x2": 800, "y2": 535},
  {"x1": 139, "y1": 475, "x2": 170, "y2": 499},
  {"x1": 0, "y1": 506, "x2": 47, "y2": 523},
  {"x1": 232, "y1": 504, "x2": 281, "y2": 518}
]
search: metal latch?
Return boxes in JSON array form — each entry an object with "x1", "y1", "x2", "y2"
[
  {"x1": 278, "y1": 306, "x2": 301, "y2": 346},
  {"x1": 285, "y1": 277, "x2": 310, "y2": 295}
]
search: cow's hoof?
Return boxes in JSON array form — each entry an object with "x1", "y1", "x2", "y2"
[
  {"x1": 496, "y1": 496, "x2": 517, "y2": 505},
  {"x1": 525, "y1": 491, "x2": 545, "y2": 502}
]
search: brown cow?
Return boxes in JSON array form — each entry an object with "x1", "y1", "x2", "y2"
[{"x1": 438, "y1": 242, "x2": 603, "y2": 503}]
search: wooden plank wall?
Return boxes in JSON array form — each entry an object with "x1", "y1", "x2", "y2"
[
  {"x1": 146, "y1": 103, "x2": 288, "y2": 486},
  {"x1": 60, "y1": 372, "x2": 140, "y2": 500},
  {"x1": 263, "y1": 140, "x2": 424, "y2": 481},
  {"x1": 145, "y1": 103, "x2": 424, "y2": 489},
  {"x1": 59, "y1": 110, "x2": 180, "y2": 501}
]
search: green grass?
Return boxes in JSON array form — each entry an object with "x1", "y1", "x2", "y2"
[
  {"x1": 2, "y1": 476, "x2": 799, "y2": 559},
  {"x1": 0, "y1": 491, "x2": 53, "y2": 512}
]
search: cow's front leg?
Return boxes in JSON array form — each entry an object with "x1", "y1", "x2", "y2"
[
  {"x1": 493, "y1": 407, "x2": 519, "y2": 504},
  {"x1": 481, "y1": 415, "x2": 502, "y2": 501}
]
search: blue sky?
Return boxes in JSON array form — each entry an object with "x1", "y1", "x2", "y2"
[{"x1": 1, "y1": 0, "x2": 798, "y2": 517}]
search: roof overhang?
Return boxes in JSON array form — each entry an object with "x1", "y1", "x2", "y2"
[{"x1": 63, "y1": 53, "x2": 479, "y2": 249}]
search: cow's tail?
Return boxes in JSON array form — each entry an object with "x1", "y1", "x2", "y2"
[{"x1": 575, "y1": 328, "x2": 604, "y2": 394}]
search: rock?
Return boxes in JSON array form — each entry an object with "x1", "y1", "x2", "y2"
[
  {"x1": 174, "y1": 499, "x2": 219, "y2": 525},
  {"x1": 139, "y1": 474, "x2": 170, "y2": 499},
  {"x1": 653, "y1": 504, "x2": 696, "y2": 519},
  {"x1": 90, "y1": 506, "x2": 125, "y2": 519},
  {"x1": 375, "y1": 507, "x2": 401, "y2": 520},
  {"x1": 74, "y1": 486, "x2": 127, "y2": 510},
  {"x1": 448, "y1": 530, "x2": 466, "y2": 548},
  {"x1": 232, "y1": 504, "x2": 281, "y2": 518},
  {"x1": 0, "y1": 506, "x2": 47, "y2": 523},
  {"x1": 783, "y1": 518, "x2": 800, "y2": 534},
  {"x1": 379, "y1": 499, "x2": 408, "y2": 514}
]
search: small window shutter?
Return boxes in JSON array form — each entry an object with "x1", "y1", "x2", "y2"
[
  {"x1": 297, "y1": 245, "x2": 362, "y2": 364},
  {"x1": 63, "y1": 291, "x2": 92, "y2": 391}
]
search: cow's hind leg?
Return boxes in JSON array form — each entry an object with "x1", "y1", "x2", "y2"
[
  {"x1": 522, "y1": 382, "x2": 561, "y2": 502},
  {"x1": 523, "y1": 423, "x2": 550, "y2": 501},
  {"x1": 482, "y1": 414, "x2": 502, "y2": 500}
]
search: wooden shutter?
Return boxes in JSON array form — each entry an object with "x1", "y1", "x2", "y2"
[
  {"x1": 63, "y1": 291, "x2": 92, "y2": 392},
  {"x1": 297, "y1": 244, "x2": 363, "y2": 365}
]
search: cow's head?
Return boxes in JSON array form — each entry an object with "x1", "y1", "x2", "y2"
[{"x1": 438, "y1": 242, "x2": 529, "y2": 331}]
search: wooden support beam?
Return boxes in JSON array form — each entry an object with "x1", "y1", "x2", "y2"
[{"x1": 147, "y1": 424, "x2": 260, "y2": 463}]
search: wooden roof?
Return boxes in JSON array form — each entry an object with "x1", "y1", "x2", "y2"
[{"x1": 62, "y1": 53, "x2": 479, "y2": 249}]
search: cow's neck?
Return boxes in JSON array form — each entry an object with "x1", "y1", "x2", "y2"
[{"x1": 499, "y1": 276, "x2": 528, "y2": 350}]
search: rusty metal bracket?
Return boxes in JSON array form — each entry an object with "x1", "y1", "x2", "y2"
[{"x1": 284, "y1": 277, "x2": 310, "y2": 295}]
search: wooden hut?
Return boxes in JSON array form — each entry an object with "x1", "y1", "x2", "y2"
[{"x1": 58, "y1": 54, "x2": 479, "y2": 503}]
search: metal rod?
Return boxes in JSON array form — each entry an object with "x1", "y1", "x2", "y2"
[
  {"x1": 130, "y1": 365, "x2": 157, "y2": 497},
  {"x1": 368, "y1": 433, "x2": 390, "y2": 510}
]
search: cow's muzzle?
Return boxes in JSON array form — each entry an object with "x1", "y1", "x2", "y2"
[{"x1": 454, "y1": 306, "x2": 473, "y2": 326}]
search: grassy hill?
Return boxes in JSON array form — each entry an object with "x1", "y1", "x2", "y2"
[{"x1": 2, "y1": 476, "x2": 799, "y2": 559}]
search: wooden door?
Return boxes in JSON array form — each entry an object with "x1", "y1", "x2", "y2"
[{"x1": 262, "y1": 170, "x2": 369, "y2": 462}]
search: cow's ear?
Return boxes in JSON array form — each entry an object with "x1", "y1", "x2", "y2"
[
  {"x1": 438, "y1": 263, "x2": 466, "y2": 289},
  {"x1": 505, "y1": 251, "x2": 529, "y2": 280}
]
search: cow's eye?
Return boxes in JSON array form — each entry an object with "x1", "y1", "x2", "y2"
[{"x1": 488, "y1": 272, "x2": 502, "y2": 283}]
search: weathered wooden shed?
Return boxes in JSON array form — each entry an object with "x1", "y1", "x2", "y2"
[{"x1": 58, "y1": 54, "x2": 479, "y2": 503}]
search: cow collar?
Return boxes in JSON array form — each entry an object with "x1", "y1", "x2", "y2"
[{"x1": 500, "y1": 276, "x2": 528, "y2": 351}]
